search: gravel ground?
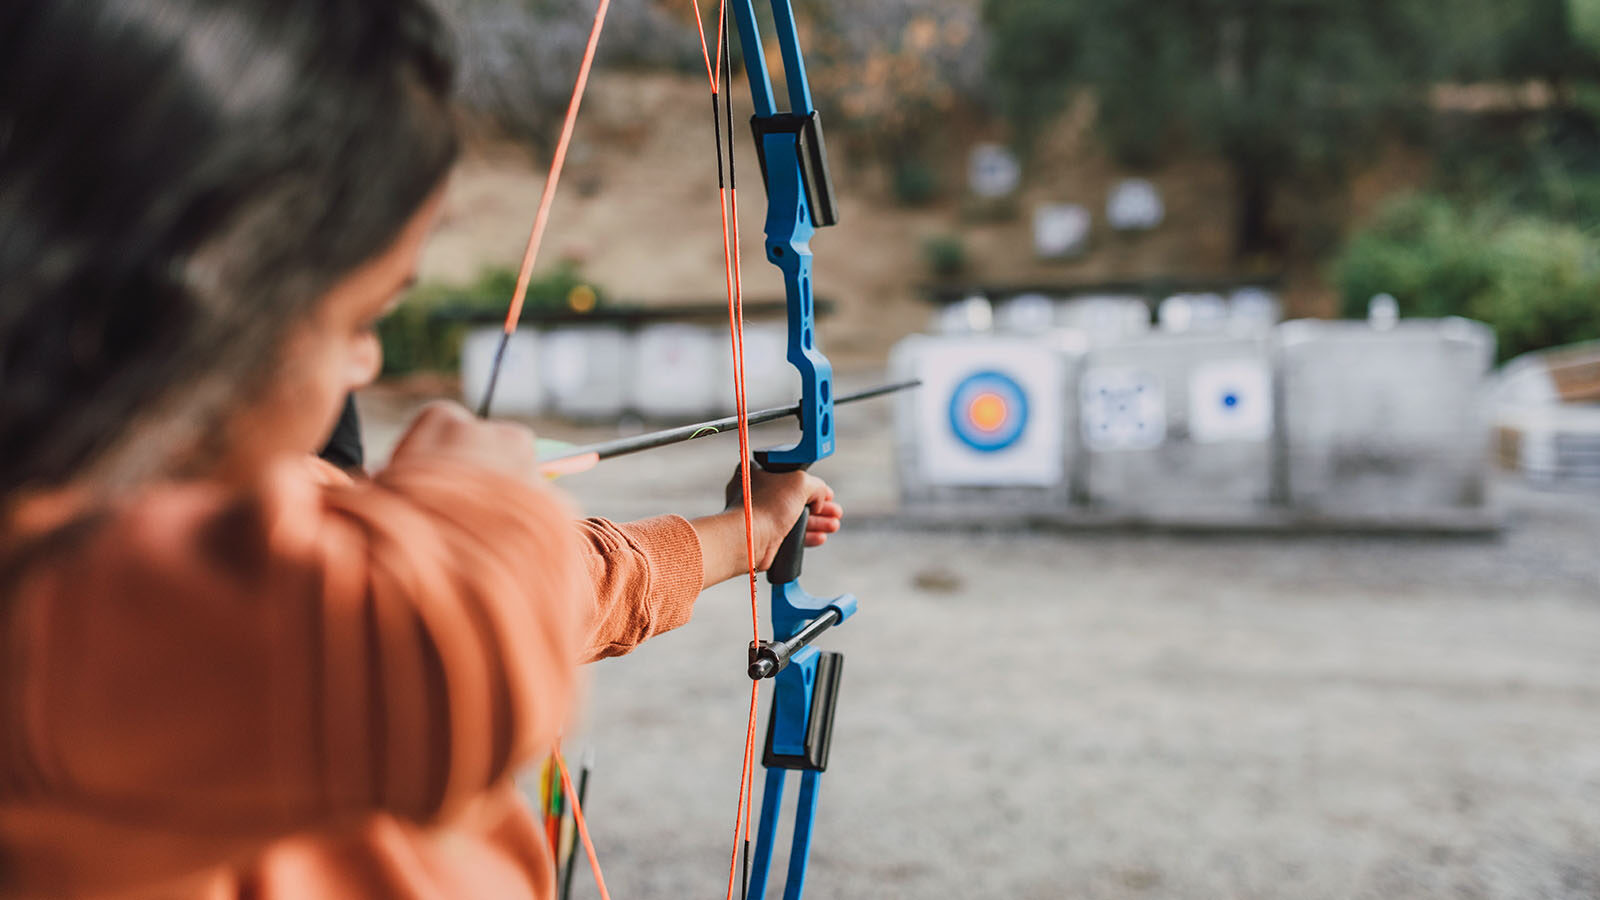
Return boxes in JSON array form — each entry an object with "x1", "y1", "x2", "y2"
[{"x1": 360, "y1": 386, "x2": 1600, "y2": 900}]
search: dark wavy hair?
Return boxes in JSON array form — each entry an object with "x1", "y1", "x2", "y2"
[{"x1": 0, "y1": 0, "x2": 459, "y2": 493}]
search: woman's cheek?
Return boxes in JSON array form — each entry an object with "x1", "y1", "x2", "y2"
[{"x1": 347, "y1": 333, "x2": 383, "y2": 389}]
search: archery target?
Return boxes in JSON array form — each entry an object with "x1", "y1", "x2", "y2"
[
  {"x1": 1080, "y1": 367, "x2": 1165, "y2": 451},
  {"x1": 948, "y1": 371, "x2": 1029, "y2": 452},
  {"x1": 1033, "y1": 203, "x2": 1091, "y2": 259},
  {"x1": 1189, "y1": 358, "x2": 1272, "y2": 443},
  {"x1": 896, "y1": 336, "x2": 1065, "y2": 487}
]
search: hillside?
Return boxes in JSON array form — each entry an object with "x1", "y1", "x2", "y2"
[{"x1": 417, "y1": 72, "x2": 1429, "y2": 366}]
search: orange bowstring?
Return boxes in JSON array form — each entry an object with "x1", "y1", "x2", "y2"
[
  {"x1": 498, "y1": 0, "x2": 614, "y2": 337},
  {"x1": 515, "y1": 2, "x2": 613, "y2": 897},
  {"x1": 688, "y1": 0, "x2": 717, "y2": 93},
  {"x1": 516, "y1": 2, "x2": 761, "y2": 895},
  {"x1": 688, "y1": 2, "x2": 763, "y2": 898},
  {"x1": 726, "y1": 86, "x2": 760, "y2": 895}
]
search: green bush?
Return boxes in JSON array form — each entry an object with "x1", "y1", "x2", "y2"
[
  {"x1": 1334, "y1": 195, "x2": 1497, "y2": 320},
  {"x1": 922, "y1": 232, "x2": 969, "y2": 278},
  {"x1": 891, "y1": 157, "x2": 942, "y2": 207},
  {"x1": 376, "y1": 302, "x2": 442, "y2": 376},
  {"x1": 1334, "y1": 194, "x2": 1600, "y2": 360},
  {"x1": 378, "y1": 264, "x2": 603, "y2": 375},
  {"x1": 1475, "y1": 219, "x2": 1600, "y2": 357}
]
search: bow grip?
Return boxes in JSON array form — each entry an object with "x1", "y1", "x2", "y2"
[{"x1": 753, "y1": 452, "x2": 809, "y2": 585}]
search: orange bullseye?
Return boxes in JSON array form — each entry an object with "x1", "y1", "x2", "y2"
[{"x1": 968, "y1": 392, "x2": 1009, "y2": 432}]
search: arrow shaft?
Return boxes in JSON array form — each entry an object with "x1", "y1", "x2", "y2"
[{"x1": 540, "y1": 379, "x2": 919, "y2": 465}]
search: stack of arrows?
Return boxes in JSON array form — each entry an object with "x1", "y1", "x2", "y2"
[{"x1": 538, "y1": 750, "x2": 593, "y2": 900}]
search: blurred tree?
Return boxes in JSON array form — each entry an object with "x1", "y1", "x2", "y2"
[
  {"x1": 441, "y1": 0, "x2": 991, "y2": 196},
  {"x1": 983, "y1": 0, "x2": 1443, "y2": 260},
  {"x1": 1335, "y1": 193, "x2": 1600, "y2": 360},
  {"x1": 1430, "y1": 0, "x2": 1600, "y2": 229},
  {"x1": 1488, "y1": 0, "x2": 1600, "y2": 86},
  {"x1": 803, "y1": 0, "x2": 987, "y2": 190},
  {"x1": 1574, "y1": 0, "x2": 1600, "y2": 55},
  {"x1": 440, "y1": 0, "x2": 699, "y2": 144}
]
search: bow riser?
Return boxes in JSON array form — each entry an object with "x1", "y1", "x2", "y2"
[
  {"x1": 758, "y1": 144, "x2": 832, "y2": 467},
  {"x1": 734, "y1": 0, "x2": 837, "y2": 469}
]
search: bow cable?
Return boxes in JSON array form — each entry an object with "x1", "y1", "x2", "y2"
[
  {"x1": 478, "y1": 0, "x2": 615, "y2": 418},
  {"x1": 689, "y1": 2, "x2": 765, "y2": 897},
  {"x1": 721, "y1": 6, "x2": 765, "y2": 898},
  {"x1": 482, "y1": 0, "x2": 616, "y2": 896},
  {"x1": 482, "y1": 1, "x2": 769, "y2": 894}
]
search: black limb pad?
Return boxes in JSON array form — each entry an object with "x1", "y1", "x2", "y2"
[
  {"x1": 750, "y1": 111, "x2": 839, "y2": 228},
  {"x1": 762, "y1": 651, "x2": 844, "y2": 772}
]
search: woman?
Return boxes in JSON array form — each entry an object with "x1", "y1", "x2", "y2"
[{"x1": 0, "y1": 1, "x2": 840, "y2": 897}]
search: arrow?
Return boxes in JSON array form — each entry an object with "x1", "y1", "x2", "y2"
[{"x1": 535, "y1": 379, "x2": 919, "y2": 477}]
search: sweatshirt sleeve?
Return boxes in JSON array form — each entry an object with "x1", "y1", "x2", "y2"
[
  {"x1": 574, "y1": 515, "x2": 703, "y2": 661},
  {"x1": 5, "y1": 458, "x2": 588, "y2": 846}
]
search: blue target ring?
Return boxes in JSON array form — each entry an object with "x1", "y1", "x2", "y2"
[{"x1": 948, "y1": 370, "x2": 1029, "y2": 453}]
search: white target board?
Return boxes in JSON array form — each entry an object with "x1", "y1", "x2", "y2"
[
  {"x1": 1033, "y1": 204, "x2": 1091, "y2": 259},
  {"x1": 630, "y1": 324, "x2": 721, "y2": 420},
  {"x1": 541, "y1": 326, "x2": 630, "y2": 420},
  {"x1": 716, "y1": 323, "x2": 798, "y2": 411},
  {"x1": 461, "y1": 326, "x2": 542, "y2": 416},
  {"x1": 902, "y1": 337, "x2": 1066, "y2": 487},
  {"x1": 968, "y1": 143, "x2": 1022, "y2": 199},
  {"x1": 1081, "y1": 367, "x2": 1165, "y2": 451},
  {"x1": 1189, "y1": 358, "x2": 1272, "y2": 443}
]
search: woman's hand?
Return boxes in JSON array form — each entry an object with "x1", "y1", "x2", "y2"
[
  {"x1": 388, "y1": 401, "x2": 540, "y2": 483},
  {"x1": 692, "y1": 465, "x2": 843, "y2": 589},
  {"x1": 724, "y1": 467, "x2": 842, "y2": 563}
]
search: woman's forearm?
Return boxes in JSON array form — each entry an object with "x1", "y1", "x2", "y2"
[{"x1": 690, "y1": 509, "x2": 756, "y2": 589}]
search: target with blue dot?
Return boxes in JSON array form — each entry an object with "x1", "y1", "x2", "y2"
[
  {"x1": 948, "y1": 370, "x2": 1029, "y2": 452},
  {"x1": 1187, "y1": 358, "x2": 1272, "y2": 444}
]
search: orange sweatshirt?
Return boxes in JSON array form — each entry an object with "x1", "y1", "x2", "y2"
[{"x1": 0, "y1": 457, "x2": 703, "y2": 898}]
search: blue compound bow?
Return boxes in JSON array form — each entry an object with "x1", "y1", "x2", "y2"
[
  {"x1": 477, "y1": 2, "x2": 912, "y2": 897},
  {"x1": 726, "y1": 2, "x2": 857, "y2": 898}
]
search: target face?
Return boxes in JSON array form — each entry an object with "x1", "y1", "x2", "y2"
[
  {"x1": 1080, "y1": 367, "x2": 1166, "y2": 451},
  {"x1": 1189, "y1": 358, "x2": 1272, "y2": 443},
  {"x1": 948, "y1": 371, "x2": 1030, "y2": 452}
]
